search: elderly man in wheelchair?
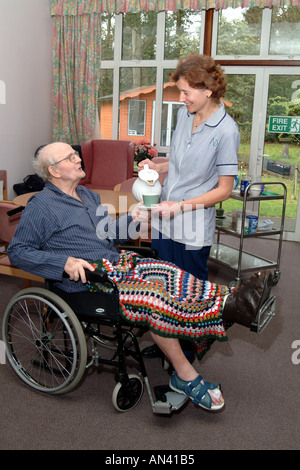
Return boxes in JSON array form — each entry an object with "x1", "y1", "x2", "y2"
[{"x1": 3, "y1": 142, "x2": 275, "y2": 414}]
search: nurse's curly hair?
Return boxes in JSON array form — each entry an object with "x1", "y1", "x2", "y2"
[{"x1": 170, "y1": 55, "x2": 227, "y2": 103}]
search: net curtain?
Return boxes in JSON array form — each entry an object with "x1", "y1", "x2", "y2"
[{"x1": 50, "y1": 0, "x2": 299, "y2": 143}]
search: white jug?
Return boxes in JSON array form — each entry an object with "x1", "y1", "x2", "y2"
[{"x1": 132, "y1": 164, "x2": 162, "y2": 202}]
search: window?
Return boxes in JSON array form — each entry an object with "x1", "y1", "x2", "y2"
[
  {"x1": 213, "y1": 6, "x2": 300, "y2": 59},
  {"x1": 98, "y1": 69, "x2": 113, "y2": 139},
  {"x1": 122, "y1": 12, "x2": 157, "y2": 60},
  {"x1": 98, "y1": 10, "x2": 206, "y2": 148},
  {"x1": 164, "y1": 11, "x2": 203, "y2": 59},
  {"x1": 216, "y1": 7, "x2": 263, "y2": 56},
  {"x1": 128, "y1": 100, "x2": 146, "y2": 136},
  {"x1": 98, "y1": 7, "x2": 300, "y2": 240},
  {"x1": 100, "y1": 14, "x2": 115, "y2": 60},
  {"x1": 269, "y1": 6, "x2": 300, "y2": 55},
  {"x1": 99, "y1": 7, "x2": 299, "y2": 147}
]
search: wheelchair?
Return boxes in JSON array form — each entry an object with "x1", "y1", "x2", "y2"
[{"x1": 1, "y1": 247, "x2": 189, "y2": 414}]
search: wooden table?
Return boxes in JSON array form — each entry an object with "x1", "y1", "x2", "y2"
[
  {"x1": 13, "y1": 189, "x2": 138, "y2": 216},
  {"x1": 93, "y1": 189, "x2": 138, "y2": 216}
]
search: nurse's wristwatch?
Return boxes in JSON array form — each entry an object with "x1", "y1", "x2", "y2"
[{"x1": 179, "y1": 201, "x2": 183, "y2": 212}]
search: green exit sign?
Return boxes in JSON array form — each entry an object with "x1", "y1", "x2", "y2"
[{"x1": 268, "y1": 116, "x2": 300, "y2": 134}]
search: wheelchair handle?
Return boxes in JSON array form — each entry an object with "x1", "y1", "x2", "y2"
[{"x1": 7, "y1": 206, "x2": 25, "y2": 216}]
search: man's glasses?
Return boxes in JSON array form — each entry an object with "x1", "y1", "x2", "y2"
[{"x1": 52, "y1": 151, "x2": 80, "y2": 166}]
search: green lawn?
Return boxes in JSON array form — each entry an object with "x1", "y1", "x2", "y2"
[
  {"x1": 238, "y1": 142, "x2": 300, "y2": 165},
  {"x1": 222, "y1": 176, "x2": 298, "y2": 219},
  {"x1": 222, "y1": 142, "x2": 300, "y2": 220}
]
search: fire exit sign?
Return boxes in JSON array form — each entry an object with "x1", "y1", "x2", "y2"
[{"x1": 268, "y1": 116, "x2": 300, "y2": 134}]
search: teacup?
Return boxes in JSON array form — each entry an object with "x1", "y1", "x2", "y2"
[
  {"x1": 143, "y1": 194, "x2": 160, "y2": 207},
  {"x1": 249, "y1": 185, "x2": 262, "y2": 197}
]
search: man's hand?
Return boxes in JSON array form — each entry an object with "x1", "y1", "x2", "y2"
[
  {"x1": 131, "y1": 203, "x2": 149, "y2": 222},
  {"x1": 64, "y1": 257, "x2": 95, "y2": 283}
]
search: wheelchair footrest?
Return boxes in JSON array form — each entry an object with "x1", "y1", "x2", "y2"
[
  {"x1": 152, "y1": 385, "x2": 188, "y2": 414},
  {"x1": 250, "y1": 295, "x2": 276, "y2": 334}
]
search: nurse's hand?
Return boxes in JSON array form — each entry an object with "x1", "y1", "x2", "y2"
[
  {"x1": 151, "y1": 201, "x2": 182, "y2": 218},
  {"x1": 137, "y1": 159, "x2": 158, "y2": 172}
]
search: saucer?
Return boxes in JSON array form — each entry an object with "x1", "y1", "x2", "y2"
[{"x1": 137, "y1": 203, "x2": 156, "y2": 210}]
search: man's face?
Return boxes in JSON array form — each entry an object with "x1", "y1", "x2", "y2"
[{"x1": 48, "y1": 143, "x2": 85, "y2": 183}]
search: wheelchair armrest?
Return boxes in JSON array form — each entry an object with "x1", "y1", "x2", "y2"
[
  {"x1": 46, "y1": 268, "x2": 118, "y2": 294},
  {"x1": 84, "y1": 268, "x2": 109, "y2": 283},
  {"x1": 84, "y1": 268, "x2": 119, "y2": 294},
  {"x1": 118, "y1": 245, "x2": 159, "y2": 259},
  {"x1": 61, "y1": 269, "x2": 109, "y2": 283}
]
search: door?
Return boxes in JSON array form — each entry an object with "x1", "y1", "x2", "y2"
[
  {"x1": 223, "y1": 66, "x2": 300, "y2": 242},
  {"x1": 256, "y1": 68, "x2": 300, "y2": 241}
]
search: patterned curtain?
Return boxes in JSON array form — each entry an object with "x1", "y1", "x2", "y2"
[
  {"x1": 51, "y1": 12, "x2": 101, "y2": 144},
  {"x1": 50, "y1": 0, "x2": 300, "y2": 14}
]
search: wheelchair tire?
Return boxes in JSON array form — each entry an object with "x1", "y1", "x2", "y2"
[
  {"x1": 112, "y1": 374, "x2": 144, "y2": 412},
  {"x1": 2, "y1": 287, "x2": 87, "y2": 395}
]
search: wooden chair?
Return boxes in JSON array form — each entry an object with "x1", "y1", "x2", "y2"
[
  {"x1": 0, "y1": 201, "x2": 44, "y2": 287},
  {"x1": 0, "y1": 170, "x2": 7, "y2": 200},
  {"x1": 114, "y1": 177, "x2": 137, "y2": 193}
]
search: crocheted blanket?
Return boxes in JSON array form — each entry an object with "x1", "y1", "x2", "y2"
[{"x1": 87, "y1": 250, "x2": 230, "y2": 359}]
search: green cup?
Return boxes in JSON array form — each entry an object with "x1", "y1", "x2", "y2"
[{"x1": 143, "y1": 194, "x2": 160, "y2": 207}]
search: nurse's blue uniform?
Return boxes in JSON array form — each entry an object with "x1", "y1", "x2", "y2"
[{"x1": 152, "y1": 102, "x2": 239, "y2": 280}]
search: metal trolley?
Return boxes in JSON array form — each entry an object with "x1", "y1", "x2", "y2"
[{"x1": 209, "y1": 181, "x2": 286, "y2": 330}]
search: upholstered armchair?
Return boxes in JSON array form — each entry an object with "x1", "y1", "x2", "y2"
[
  {"x1": 79, "y1": 139, "x2": 135, "y2": 190},
  {"x1": 0, "y1": 170, "x2": 7, "y2": 199}
]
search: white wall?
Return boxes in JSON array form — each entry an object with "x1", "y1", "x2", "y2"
[{"x1": 0, "y1": 0, "x2": 53, "y2": 199}]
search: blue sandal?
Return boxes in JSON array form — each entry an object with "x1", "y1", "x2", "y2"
[{"x1": 169, "y1": 371, "x2": 224, "y2": 411}]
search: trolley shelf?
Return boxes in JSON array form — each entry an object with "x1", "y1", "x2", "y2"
[
  {"x1": 209, "y1": 181, "x2": 287, "y2": 285},
  {"x1": 210, "y1": 242, "x2": 278, "y2": 273},
  {"x1": 215, "y1": 215, "x2": 282, "y2": 237},
  {"x1": 229, "y1": 192, "x2": 285, "y2": 202}
]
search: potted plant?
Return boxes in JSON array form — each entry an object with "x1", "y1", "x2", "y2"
[{"x1": 134, "y1": 139, "x2": 158, "y2": 164}]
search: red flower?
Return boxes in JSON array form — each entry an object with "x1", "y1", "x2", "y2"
[{"x1": 134, "y1": 140, "x2": 158, "y2": 163}]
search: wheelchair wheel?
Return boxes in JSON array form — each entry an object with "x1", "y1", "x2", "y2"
[
  {"x1": 112, "y1": 374, "x2": 144, "y2": 412},
  {"x1": 2, "y1": 288, "x2": 87, "y2": 395}
]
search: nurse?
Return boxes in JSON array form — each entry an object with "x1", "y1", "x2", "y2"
[{"x1": 139, "y1": 54, "x2": 240, "y2": 281}]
